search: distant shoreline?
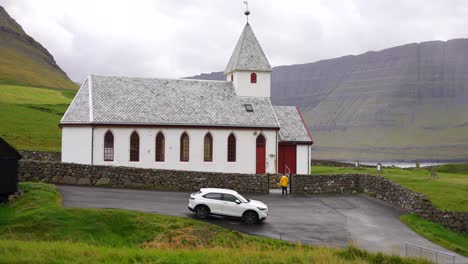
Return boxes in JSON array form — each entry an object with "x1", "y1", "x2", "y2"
[{"x1": 311, "y1": 158, "x2": 468, "y2": 168}]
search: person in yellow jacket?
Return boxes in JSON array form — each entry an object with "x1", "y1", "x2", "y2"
[{"x1": 280, "y1": 175, "x2": 289, "y2": 196}]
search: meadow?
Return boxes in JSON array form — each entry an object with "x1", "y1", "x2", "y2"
[{"x1": 0, "y1": 84, "x2": 75, "y2": 151}]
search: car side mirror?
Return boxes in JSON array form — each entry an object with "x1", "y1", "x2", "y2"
[{"x1": 235, "y1": 200, "x2": 241, "y2": 204}]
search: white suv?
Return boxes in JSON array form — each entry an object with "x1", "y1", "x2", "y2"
[{"x1": 188, "y1": 188, "x2": 268, "y2": 224}]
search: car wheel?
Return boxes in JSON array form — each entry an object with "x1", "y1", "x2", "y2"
[
  {"x1": 195, "y1": 205, "x2": 210, "y2": 219},
  {"x1": 243, "y1": 211, "x2": 259, "y2": 224}
]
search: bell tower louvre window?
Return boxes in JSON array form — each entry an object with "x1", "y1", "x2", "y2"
[{"x1": 250, "y1": 73, "x2": 257, "y2": 83}]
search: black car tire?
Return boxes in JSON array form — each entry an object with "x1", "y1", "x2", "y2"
[
  {"x1": 195, "y1": 205, "x2": 210, "y2": 219},
  {"x1": 243, "y1": 211, "x2": 259, "y2": 224}
]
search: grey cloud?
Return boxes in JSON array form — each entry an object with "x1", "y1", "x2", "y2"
[{"x1": 0, "y1": 0, "x2": 466, "y2": 83}]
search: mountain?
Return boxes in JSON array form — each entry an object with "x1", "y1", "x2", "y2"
[
  {"x1": 189, "y1": 39, "x2": 468, "y2": 161},
  {"x1": 0, "y1": 6, "x2": 77, "y2": 89}
]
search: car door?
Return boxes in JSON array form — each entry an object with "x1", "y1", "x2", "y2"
[
  {"x1": 221, "y1": 194, "x2": 245, "y2": 217},
  {"x1": 202, "y1": 193, "x2": 223, "y2": 214}
]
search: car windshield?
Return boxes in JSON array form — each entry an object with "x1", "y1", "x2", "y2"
[{"x1": 236, "y1": 193, "x2": 250, "y2": 203}]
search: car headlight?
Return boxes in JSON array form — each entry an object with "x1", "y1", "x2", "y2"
[{"x1": 257, "y1": 207, "x2": 267, "y2": 211}]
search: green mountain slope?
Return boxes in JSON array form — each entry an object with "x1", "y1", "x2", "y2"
[
  {"x1": 0, "y1": 6, "x2": 77, "y2": 90},
  {"x1": 0, "y1": 84, "x2": 74, "y2": 151}
]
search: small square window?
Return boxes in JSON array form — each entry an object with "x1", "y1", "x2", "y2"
[{"x1": 244, "y1": 104, "x2": 253, "y2": 112}]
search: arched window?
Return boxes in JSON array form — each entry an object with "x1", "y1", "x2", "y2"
[
  {"x1": 204, "y1": 133, "x2": 213, "y2": 162},
  {"x1": 104, "y1": 131, "x2": 114, "y2": 161},
  {"x1": 250, "y1": 73, "x2": 257, "y2": 83},
  {"x1": 231, "y1": 74, "x2": 234, "y2": 82},
  {"x1": 155, "y1": 132, "x2": 165, "y2": 162},
  {"x1": 180, "y1": 132, "x2": 189, "y2": 162},
  {"x1": 130, "y1": 131, "x2": 139, "y2": 162},
  {"x1": 227, "y1": 133, "x2": 236, "y2": 162}
]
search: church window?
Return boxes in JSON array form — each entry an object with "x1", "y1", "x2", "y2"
[
  {"x1": 227, "y1": 133, "x2": 236, "y2": 162},
  {"x1": 204, "y1": 133, "x2": 213, "y2": 162},
  {"x1": 104, "y1": 131, "x2": 114, "y2": 161},
  {"x1": 251, "y1": 73, "x2": 257, "y2": 83},
  {"x1": 155, "y1": 132, "x2": 165, "y2": 162},
  {"x1": 130, "y1": 131, "x2": 139, "y2": 162},
  {"x1": 180, "y1": 132, "x2": 190, "y2": 162}
]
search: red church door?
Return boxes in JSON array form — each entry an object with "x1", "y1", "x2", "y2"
[
  {"x1": 278, "y1": 144, "x2": 296, "y2": 174},
  {"x1": 256, "y1": 135, "x2": 266, "y2": 174}
]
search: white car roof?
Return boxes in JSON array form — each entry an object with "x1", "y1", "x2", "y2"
[{"x1": 200, "y1": 188, "x2": 239, "y2": 195}]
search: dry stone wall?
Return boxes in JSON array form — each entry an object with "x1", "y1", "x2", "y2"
[
  {"x1": 19, "y1": 151, "x2": 61, "y2": 162},
  {"x1": 17, "y1": 153, "x2": 466, "y2": 234},
  {"x1": 18, "y1": 160, "x2": 269, "y2": 194}
]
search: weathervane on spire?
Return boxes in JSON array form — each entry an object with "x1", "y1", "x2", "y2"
[{"x1": 243, "y1": 0, "x2": 250, "y2": 23}]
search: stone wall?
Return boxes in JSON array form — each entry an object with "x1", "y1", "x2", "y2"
[
  {"x1": 19, "y1": 151, "x2": 61, "y2": 162},
  {"x1": 291, "y1": 174, "x2": 468, "y2": 234},
  {"x1": 18, "y1": 160, "x2": 269, "y2": 194},
  {"x1": 292, "y1": 174, "x2": 359, "y2": 194},
  {"x1": 16, "y1": 158, "x2": 466, "y2": 234}
]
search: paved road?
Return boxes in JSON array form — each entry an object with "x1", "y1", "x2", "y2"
[{"x1": 58, "y1": 186, "x2": 467, "y2": 263}]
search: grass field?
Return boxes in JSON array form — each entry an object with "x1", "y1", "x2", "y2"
[
  {"x1": 0, "y1": 84, "x2": 75, "y2": 151},
  {"x1": 401, "y1": 214, "x2": 468, "y2": 257},
  {"x1": 0, "y1": 182, "x2": 430, "y2": 264},
  {"x1": 311, "y1": 164, "x2": 468, "y2": 212}
]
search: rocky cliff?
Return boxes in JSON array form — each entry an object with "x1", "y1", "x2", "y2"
[{"x1": 190, "y1": 39, "x2": 468, "y2": 161}]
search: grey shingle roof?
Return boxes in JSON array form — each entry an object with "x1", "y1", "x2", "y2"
[
  {"x1": 224, "y1": 23, "x2": 272, "y2": 74},
  {"x1": 61, "y1": 79, "x2": 90, "y2": 123},
  {"x1": 273, "y1": 106, "x2": 313, "y2": 143},
  {"x1": 61, "y1": 75, "x2": 279, "y2": 128}
]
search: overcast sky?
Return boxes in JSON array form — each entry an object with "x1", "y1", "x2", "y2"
[{"x1": 1, "y1": 0, "x2": 467, "y2": 82}]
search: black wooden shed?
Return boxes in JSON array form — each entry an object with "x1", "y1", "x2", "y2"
[{"x1": 0, "y1": 138, "x2": 22, "y2": 202}]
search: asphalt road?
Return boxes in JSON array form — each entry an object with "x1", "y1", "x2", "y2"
[{"x1": 58, "y1": 186, "x2": 467, "y2": 263}]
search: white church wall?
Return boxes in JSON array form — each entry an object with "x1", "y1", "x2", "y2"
[
  {"x1": 228, "y1": 71, "x2": 271, "y2": 97},
  {"x1": 91, "y1": 127, "x2": 277, "y2": 174},
  {"x1": 296, "y1": 144, "x2": 311, "y2": 175},
  {"x1": 61, "y1": 126, "x2": 93, "y2": 164}
]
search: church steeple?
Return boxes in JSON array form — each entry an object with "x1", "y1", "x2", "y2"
[
  {"x1": 224, "y1": 23, "x2": 272, "y2": 75},
  {"x1": 225, "y1": 21, "x2": 272, "y2": 98}
]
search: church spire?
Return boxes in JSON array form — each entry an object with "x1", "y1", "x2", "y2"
[{"x1": 224, "y1": 23, "x2": 272, "y2": 75}]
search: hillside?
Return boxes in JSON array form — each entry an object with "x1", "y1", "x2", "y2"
[
  {"x1": 0, "y1": 6, "x2": 77, "y2": 90},
  {"x1": 190, "y1": 39, "x2": 468, "y2": 161}
]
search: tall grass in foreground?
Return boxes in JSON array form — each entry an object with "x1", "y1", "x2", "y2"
[{"x1": 0, "y1": 239, "x2": 431, "y2": 264}]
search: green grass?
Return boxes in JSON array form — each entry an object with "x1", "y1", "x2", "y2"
[
  {"x1": 311, "y1": 164, "x2": 468, "y2": 212},
  {"x1": 0, "y1": 182, "x2": 430, "y2": 263},
  {"x1": 401, "y1": 214, "x2": 468, "y2": 257},
  {"x1": 0, "y1": 240, "x2": 430, "y2": 264},
  {"x1": 0, "y1": 84, "x2": 74, "y2": 151},
  {"x1": 0, "y1": 36, "x2": 78, "y2": 90}
]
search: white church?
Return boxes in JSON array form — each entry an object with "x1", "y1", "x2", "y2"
[{"x1": 60, "y1": 19, "x2": 313, "y2": 175}]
